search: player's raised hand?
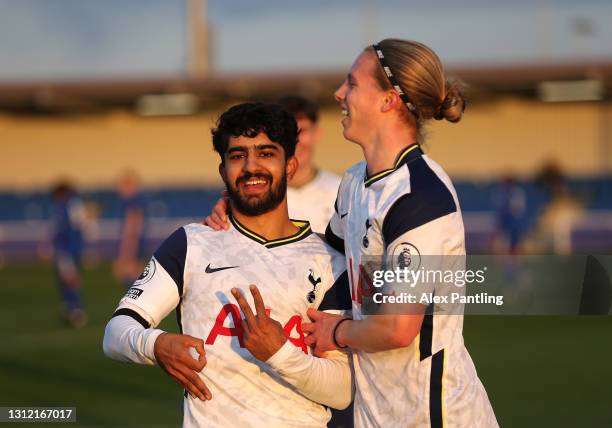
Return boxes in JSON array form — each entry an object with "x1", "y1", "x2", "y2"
[
  {"x1": 154, "y1": 332, "x2": 212, "y2": 401},
  {"x1": 302, "y1": 308, "x2": 347, "y2": 357},
  {"x1": 231, "y1": 285, "x2": 287, "y2": 361},
  {"x1": 202, "y1": 191, "x2": 230, "y2": 230}
]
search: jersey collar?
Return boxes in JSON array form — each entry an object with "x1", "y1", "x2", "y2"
[
  {"x1": 364, "y1": 143, "x2": 423, "y2": 188},
  {"x1": 229, "y1": 214, "x2": 312, "y2": 248}
]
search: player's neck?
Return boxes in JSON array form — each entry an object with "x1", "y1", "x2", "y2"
[
  {"x1": 289, "y1": 164, "x2": 317, "y2": 189},
  {"x1": 232, "y1": 201, "x2": 299, "y2": 241},
  {"x1": 362, "y1": 125, "x2": 416, "y2": 177}
]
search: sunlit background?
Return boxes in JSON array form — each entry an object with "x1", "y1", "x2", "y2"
[
  {"x1": 1, "y1": 0, "x2": 611, "y2": 259},
  {"x1": 0, "y1": 1, "x2": 611, "y2": 427}
]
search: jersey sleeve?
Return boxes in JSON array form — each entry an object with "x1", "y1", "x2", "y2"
[
  {"x1": 382, "y1": 190, "x2": 461, "y2": 297},
  {"x1": 103, "y1": 313, "x2": 165, "y2": 365},
  {"x1": 382, "y1": 189, "x2": 457, "y2": 254},
  {"x1": 266, "y1": 342, "x2": 352, "y2": 409},
  {"x1": 113, "y1": 227, "x2": 187, "y2": 328}
]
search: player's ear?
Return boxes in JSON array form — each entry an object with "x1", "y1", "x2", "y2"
[
  {"x1": 381, "y1": 90, "x2": 399, "y2": 113},
  {"x1": 286, "y1": 156, "x2": 299, "y2": 181}
]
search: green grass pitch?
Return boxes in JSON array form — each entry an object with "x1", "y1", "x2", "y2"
[{"x1": 0, "y1": 264, "x2": 611, "y2": 427}]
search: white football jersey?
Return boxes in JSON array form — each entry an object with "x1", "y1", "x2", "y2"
[
  {"x1": 287, "y1": 169, "x2": 341, "y2": 234},
  {"x1": 113, "y1": 217, "x2": 350, "y2": 428},
  {"x1": 326, "y1": 144, "x2": 498, "y2": 428}
]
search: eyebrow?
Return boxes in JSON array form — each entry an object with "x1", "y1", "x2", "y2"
[
  {"x1": 255, "y1": 144, "x2": 280, "y2": 151},
  {"x1": 347, "y1": 73, "x2": 356, "y2": 84},
  {"x1": 227, "y1": 144, "x2": 280, "y2": 154},
  {"x1": 227, "y1": 146, "x2": 246, "y2": 154}
]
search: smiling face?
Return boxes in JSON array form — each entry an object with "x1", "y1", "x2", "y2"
[
  {"x1": 220, "y1": 133, "x2": 297, "y2": 217},
  {"x1": 334, "y1": 50, "x2": 387, "y2": 144}
]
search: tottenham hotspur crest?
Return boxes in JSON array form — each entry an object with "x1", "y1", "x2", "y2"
[
  {"x1": 362, "y1": 219, "x2": 372, "y2": 248},
  {"x1": 307, "y1": 269, "x2": 322, "y2": 303}
]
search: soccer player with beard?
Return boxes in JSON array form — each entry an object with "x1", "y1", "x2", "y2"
[
  {"x1": 103, "y1": 102, "x2": 352, "y2": 428},
  {"x1": 209, "y1": 96, "x2": 341, "y2": 234}
]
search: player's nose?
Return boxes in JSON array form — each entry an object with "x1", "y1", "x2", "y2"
[
  {"x1": 242, "y1": 153, "x2": 260, "y2": 172},
  {"x1": 334, "y1": 81, "x2": 347, "y2": 102}
]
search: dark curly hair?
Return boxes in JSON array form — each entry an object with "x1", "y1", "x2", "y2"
[{"x1": 212, "y1": 102, "x2": 299, "y2": 163}]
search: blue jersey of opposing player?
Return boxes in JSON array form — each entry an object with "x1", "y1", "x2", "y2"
[
  {"x1": 51, "y1": 188, "x2": 85, "y2": 261},
  {"x1": 50, "y1": 182, "x2": 87, "y2": 326}
]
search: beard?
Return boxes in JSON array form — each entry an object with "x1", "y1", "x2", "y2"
[{"x1": 225, "y1": 171, "x2": 287, "y2": 217}]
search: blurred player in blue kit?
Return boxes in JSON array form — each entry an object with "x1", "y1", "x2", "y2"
[
  {"x1": 104, "y1": 103, "x2": 353, "y2": 428},
  {"x1": 49, "y1": 181, "x2": 87, "y2": 327},
  {"x1": 493, "y1": 175, "x2": 527, "y2": 254}
]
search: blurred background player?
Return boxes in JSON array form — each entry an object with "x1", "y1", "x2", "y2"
[
  {"x1": 531, "y1": 161, "x2": 585, "y2": 254},
  {"x1": 48, "y1": 181, "x2": 87, "y2": 327},
  {"x1": 493, "y1": 174, "x2": 527, "y2": 255},
  {"x1": 113, "y1": 170, "x2": 147, "y2": 288},
  {"x1": 278, "y1": 96, "x2": 341, "y2": 233}
]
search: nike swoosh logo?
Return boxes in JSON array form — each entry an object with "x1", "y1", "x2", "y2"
[
  {"x1": 205, "y1": 264, "x2": 239, "y2": 273},
  {"x1": 340, "y1": 212, "x2": 348, "y2": 218}
]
